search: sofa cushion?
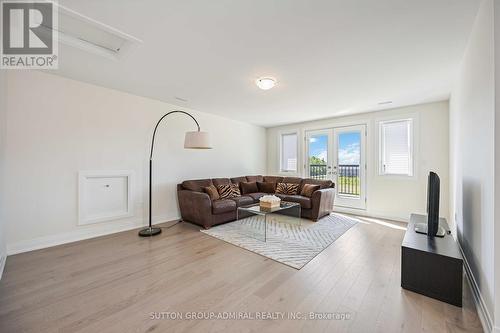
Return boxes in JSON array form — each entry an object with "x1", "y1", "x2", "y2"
[
  {"x1": 247, "y1": 192, "x2": 267, "y2": 202},
  {"x1": 277, "y1": 194, "x2": 312, "y2": 209},
  {"x1": 217, "y1": 184, "x2": 241, "y2": 199},
  {"x1": 240, "y1": 181, "x2": 259, "y2": 194},
  {"x1": 263, "y1": 176, "x2": 283, "y2": 183},
  {"x1": 301, "y1": 178, "x2": 334, "y2": 189},
  {"x1": 203, "y1": 185, "x2": 220, "y2": 200},
  {"x1": 300, "y1": 184, "x2": 320, "y2": 198},
  {"x1": 246, "y1": 175, "x2": 264, "y2": 182},
  {"x1": 212, "y1": 199, "x2": 237, "y2": 214},
  {"x1": 182, "y1": 179, "x2": 213, "y2": 192},
  {"x1": 212, "y1": 178, "x2": 231, "y2": 187},
  {"x1": 230, "y1": 195, "x2": 254, "y2": 207},
  {"x1": 257, "y1": 181, "x2": 276, "y2": 193},
  {"x1": 230, "y1": 176, "x2": 247, "y2": 185},
  {"x1": 276, "y1": 182, "x2": 299, "y2": 195}
]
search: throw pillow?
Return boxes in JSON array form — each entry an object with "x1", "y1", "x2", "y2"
[
  {"x1": 300, "y1": 184, "x2": 320, "y2": 198},
  {"x1": 231, "y1": 183, "x2": 241, "y2": 197},
  {"x1": 203, "y1": 185, "x2": 220, "y2": 201},
  {"x1": 276, "y1": 182, "x2": 299, "y2": 195},
  {"x1": 217, "y1": 184, "x2": 232, "y2": 199},
  {"x1": 257, "y1": 181, "x2": 276, "y2": 193},
  {"x1": 217, "y1": 184, "x2": 241, "y2": 199},
  {"x1": 240, "y1": 181, "x2": 258, "y2": 194}
]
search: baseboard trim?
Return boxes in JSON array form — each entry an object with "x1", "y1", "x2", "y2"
[
  {"x1": 458, "y1": 243, "x2": 493, "y2": 333},
  {"x1": 0, "y1": 254, "x2": 6, "y2": 281},
  {"x1": 6, "y1": 214, "x2": 180, "y2": 256}
]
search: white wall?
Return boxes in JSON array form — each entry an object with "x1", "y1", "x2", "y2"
[
  {"x1": 4, "y1": 70, "x2": 266, "y2": 254},
  {"x1": 0, "y1": 69, "x2": 7, "y2": 279},
  {"x1": 266, "y1": 101, "x2": 449, "y2": 222},
  {"x1": 449, "y1": 0, "x2": 495, "y2": 330},
  {"x1": 495, "y1": 0, "x2": 500, "y2": 329}
]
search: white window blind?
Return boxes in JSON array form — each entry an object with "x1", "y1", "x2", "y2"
[
  {"x1": 379, "y1": 119, "x2": 413, "y2": 176},
  {"x1": 281, "y1": 133, "x2": 298, "y2": 172}
]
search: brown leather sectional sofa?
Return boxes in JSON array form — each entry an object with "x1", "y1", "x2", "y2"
[{"x1": 177, "y1": 175, "x2": 335, "y2": 229}]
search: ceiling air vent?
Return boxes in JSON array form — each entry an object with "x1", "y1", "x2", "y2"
[{"x1": 40, "y1": 4, "x2": 141, "y2": 60}]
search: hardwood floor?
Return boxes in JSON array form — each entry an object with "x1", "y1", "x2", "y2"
[{"x1": 0, "y1": 215, "x2": 483, "y2": 333}]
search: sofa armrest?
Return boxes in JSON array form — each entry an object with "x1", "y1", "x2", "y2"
[
  {"x1": 310, "y1": 188, "x2": 335, "y2": 221},
  {"x1": 177, "y1": 190, "x2": 213, "y2": 228}
]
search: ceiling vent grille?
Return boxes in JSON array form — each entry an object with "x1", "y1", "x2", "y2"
[{"x1": 39, "y1": 4, "x2": 141, "y2": 60}]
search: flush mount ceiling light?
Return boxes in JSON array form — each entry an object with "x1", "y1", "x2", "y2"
[{"x1": 256, "y1": 77, "x2": 276, "y2": 90}]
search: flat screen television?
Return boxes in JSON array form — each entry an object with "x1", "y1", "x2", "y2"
[{"x1": 415, "y1": 172, "x2": 446, "y2": 237}]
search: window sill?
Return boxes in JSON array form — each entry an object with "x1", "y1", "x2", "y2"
[
  {"x1": 378, "y1": 173, "x2": 416, "y2": 180},
  {"x1": 278, "y1": 171, "x2": 300, "y2": 177}
]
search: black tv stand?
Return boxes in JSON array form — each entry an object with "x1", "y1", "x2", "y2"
[{"x1": 401, "y1": 214, "x2": 463, "y2": 306}]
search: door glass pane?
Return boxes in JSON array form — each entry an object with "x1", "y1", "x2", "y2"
[
  {"x1": 338, "y1": 131, "x2": 361, "y2": 196},
  {"x1": 308, "y1": 134, "x2": 328, "y2": 179}
]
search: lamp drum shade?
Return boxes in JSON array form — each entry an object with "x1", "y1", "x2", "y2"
[{"x1": 184, "y1": 131, "x2": 212, "y2": 149}]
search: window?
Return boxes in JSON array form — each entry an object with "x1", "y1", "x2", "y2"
[
  {"x1": 280, "y1": 132, "x2": 298, "y2": 172},
  {"x1": 379, "y1": 119, "x2": 413, "y2": 176}
]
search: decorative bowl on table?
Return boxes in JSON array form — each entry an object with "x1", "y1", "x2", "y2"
[{"x1": 259, "y1": 195, "x2": 281, "y2": 209}]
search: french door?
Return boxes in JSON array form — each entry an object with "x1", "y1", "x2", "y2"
[{"x1": 306, "y1": 125, "x2": 366, "y2": 210}]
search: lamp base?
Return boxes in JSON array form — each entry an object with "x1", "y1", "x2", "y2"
[{"x1": 138, "y1": 227, "x2": 162, "y2": 237}]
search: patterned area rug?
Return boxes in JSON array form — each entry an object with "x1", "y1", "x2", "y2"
[{"x1": 201, "y1": 213, "x2": 358, "y2": 269}]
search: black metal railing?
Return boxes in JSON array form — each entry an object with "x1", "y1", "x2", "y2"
[
  {"x1": 338, "y1": 164, "x2": 360, "y2": 196},
  {"x1": 309, "y1": 164, "x2": 360, "y2": 195},
  {"x1": 310, "y1": 164, "x2": 327, "y2": 179}
]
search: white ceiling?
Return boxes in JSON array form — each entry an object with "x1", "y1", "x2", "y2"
[{"x1": 54, "y1": 0, "x2": 481, "y2": 127}]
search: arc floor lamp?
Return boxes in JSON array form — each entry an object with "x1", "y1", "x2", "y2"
[{"x1": 138, "y1": 110, "x2": 212, "y2": 237}]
